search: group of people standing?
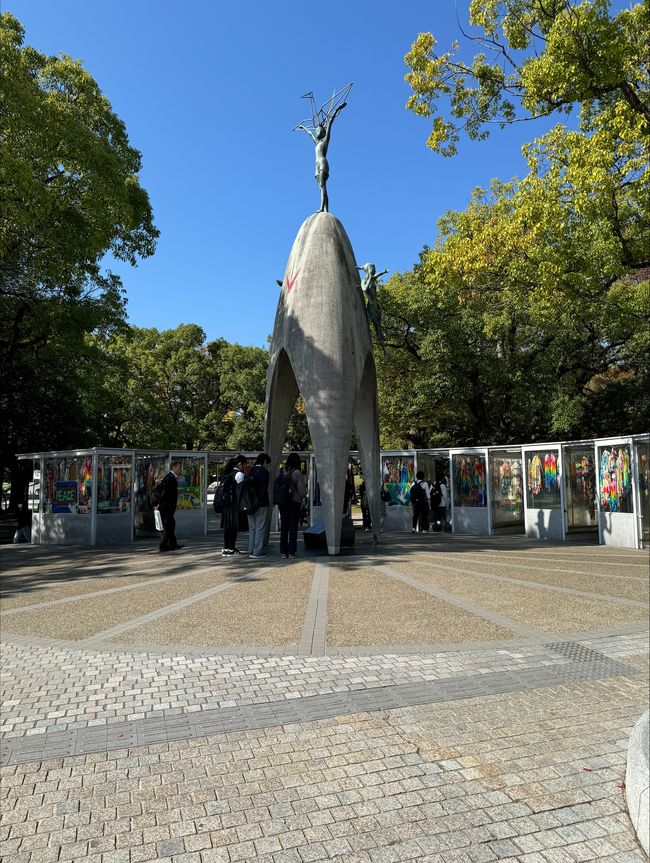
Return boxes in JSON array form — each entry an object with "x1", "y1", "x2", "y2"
[
  {"x1": 155, "y1": 453, "x2": 306, "y2": 559},
  {"x1": 410, "y1": 471, "x2": 451, "y2": 533},
  {"x1": 217, "y1": 452, "x2": 306, "y2": 559},
  {"x1": 155, "y1": 457, "x2": 450, "y2": 555}
]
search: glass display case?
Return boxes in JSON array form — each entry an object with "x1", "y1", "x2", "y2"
[
  {"x1": 168, "y1": 451, "x2": 208, "y2": 537},
  {"x1": 381, "y1": 454, "x2": 414, "y2": 507},
  {"x1": 18, "y1": 449, "x2": 135, "y2": 545},
  {"x1": 453, "y1": 453, "x2": 487, "y2": 508},
  {"x1": 563, "y1": 444, "x2": 597, "y2": 533},
  {"x1": 97, "y1": 455, "x2": 132, "y2": 514},
  {"x1": 43, "y1": 455, "x2": 93, "y2": 515},
  {"x1": 595, "y1": 438, "x2": 637, "y2": 548},
  {"x1": 450, "y1": 449, "x2": 490, "y2": 535},
  {"x1": 598, "y1": 444, "x2": 632, "y2": 514},
  {"x1": 134, "y1": 453, "x2": 167, "y2": 531},
  {"x1": 525, "y1": 449, "x2": 561, "y2": 510},
  {"x1": 489, "y1": 448, "x2": 523, "y2": 530},
  {"x1": 134, "y1": 451, "x2": 208, "y2": 536},
  {"x1": 176, "y1": 456, "x2": 206, "y2": 510},
  {"x1": 380, "y1": 453, "x2": 415, "y2": 531},
  {"x1": 523, "y1": 446, "x2": 563, "y2": 540}
]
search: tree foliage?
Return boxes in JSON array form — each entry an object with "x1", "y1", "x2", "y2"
[
  {"x1": 405, "y1": 0, "x2": 649, "y2": 155},
  {"x1": 99, "y1": 328, "x2": 310, "y2": 454},
  {"x1": 0, "y1": 13, "x2": 158, "y2": 488},
  {"x1": 377, "y1": 0, "x2": 650, "y2": 448}
]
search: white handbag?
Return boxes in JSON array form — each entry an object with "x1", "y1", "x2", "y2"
[{"x1": 154, "y1": 509, "x2": 163, "y2": 531}]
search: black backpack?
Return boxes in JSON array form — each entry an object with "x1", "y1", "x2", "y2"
[
  {"x1": 272, "y1": 471, "x2": 295, "y2": 506},
  {"x1": 150, "y1": 483, "x2": 163, "y2": 507},
  {"x1": 430, "y1": 482, "x2": 442, "y2": 508},
  {"x1": 238, "y1": 471, "x2": 260, "y2": 516},
  {"x1": 213, "y1": 474, "x2": 236, "y2": 514},
  {"x1": 409, "y1": 481, "x2": 427, "y2": 506}
]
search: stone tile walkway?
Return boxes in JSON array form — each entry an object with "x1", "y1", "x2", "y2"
[{"x1": 1, "y1": 533, "x2": 648, "y2": 861}]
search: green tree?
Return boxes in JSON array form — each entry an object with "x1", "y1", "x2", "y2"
[
  {"x1": 100, "y1": 325, "x2": 213, "y2": 450},
  {"x1": 381, "y1": 0, "x2": 650, "y2": 446},
  {"x1": 202, "y1": 339, "x2": 267, "y2": 451},
  {"x1": 0, "y1": 13, "x2": 158, "y2": 501},
  {"x1": 405, "y1": 0, "x2": 648, "y2": 155},
  {"x1": 202, "y1": 340, "x2": 311, "y2": 452}
]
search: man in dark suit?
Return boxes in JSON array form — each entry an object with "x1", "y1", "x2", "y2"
[{"x1": 158, "y1": 460, "x2": 185, "y2": 552}]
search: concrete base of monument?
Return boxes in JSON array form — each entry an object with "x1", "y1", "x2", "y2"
[{"x1": 303, "y1": 516, "x2": 355, "y2": 552}]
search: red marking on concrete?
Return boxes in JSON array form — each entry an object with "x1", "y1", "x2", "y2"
[{"x1": 286, "y1": 269, "x2": 301, "y2": 293}]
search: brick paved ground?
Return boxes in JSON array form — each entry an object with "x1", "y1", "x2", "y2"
[{"x1": 1, "y1": 532, "x2": 648, "y2": 862}]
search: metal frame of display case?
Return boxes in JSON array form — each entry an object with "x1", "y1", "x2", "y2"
[
  {"x1": 17, "y1": 448, "x2": 136, "y2": 546},
  {"x1": 631, "y1": 433, "x2": 649, "y2": 549},
  {"x1": 521, "y1": 441, "x2": 566, "y2": 541},
  {"x1": 448, "y1": 447, "x2": 491, "y2": 535}
]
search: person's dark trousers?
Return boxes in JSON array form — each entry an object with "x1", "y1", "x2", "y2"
[
  {"x1": 279, "y1": 501, "x2": 301, "y2": 555},
  {"x1": 160, "y1": 511, "x2": 177, "y2": 550},
  {"x1": 223, "y1": 527, "x2": 237, "y2": 551},
  {"x1": 435, "y1": 505, "x2": 447, "y2": 531},
  {"x1": 412, "y1": 504, "x2": 429, "y2": 532}
]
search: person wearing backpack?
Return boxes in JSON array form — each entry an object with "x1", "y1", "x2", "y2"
[
  {"x1": 244, "y1": 452, "x2": 271, "y2": 558},
  {"x1": 219, "y1": 454, "x2": 246, "y2": 556},
  {"x1": 410, "y1": 470, "x2": 431, "y2": 533},
  {"x1": 278, "y1": 452, "x2": 305, "y2": 559}
]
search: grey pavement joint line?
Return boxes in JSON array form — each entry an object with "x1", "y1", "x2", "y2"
[
  {"x1": 376, "y1": 563, "x2": 547, "y2": 639},
  {"x1": 433, "y1": 551, "x2": 649, "y2": 582},
  {"x1": 0, "y1": 655, "x2": 636, "y2": 766},
  {"x1": 298, "y1": 562, "x2": 329, "y2": 656},
  {"x1": 445, "y1": 541, "x2": 649, "y2": 564},
  {"x1": 2, "y1": 620, "x2": 647, "y2": 658},
  {"x1": 0, "y1": 567, "x2": 214, "y2": 616},
  {"x1": 408, "y1": 558, "x2": 649, "y2": 608},
  {"x1": 75, "y1": 574, "x2": 256, "y2": 646}
]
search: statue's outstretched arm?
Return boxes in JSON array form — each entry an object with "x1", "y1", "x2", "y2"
[
  {"x1": 323, "y1": 102, "x2": 347, "y2": 146},
  {"x1": 295, "y1": 124, "x2": 317, "y2": 143}
]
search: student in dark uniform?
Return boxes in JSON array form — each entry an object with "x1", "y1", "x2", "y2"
[{"x1": 158, "y1": 460, "x2": 185, "y2": 552}]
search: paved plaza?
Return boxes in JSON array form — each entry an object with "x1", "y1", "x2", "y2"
[{"x1": 1, "y1": 531, "x2": 648, "y2": 862}]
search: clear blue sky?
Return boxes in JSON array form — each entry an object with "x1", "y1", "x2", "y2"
[{"x1": 8, "y1": 0, "x2": 624, "y2": 347}]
